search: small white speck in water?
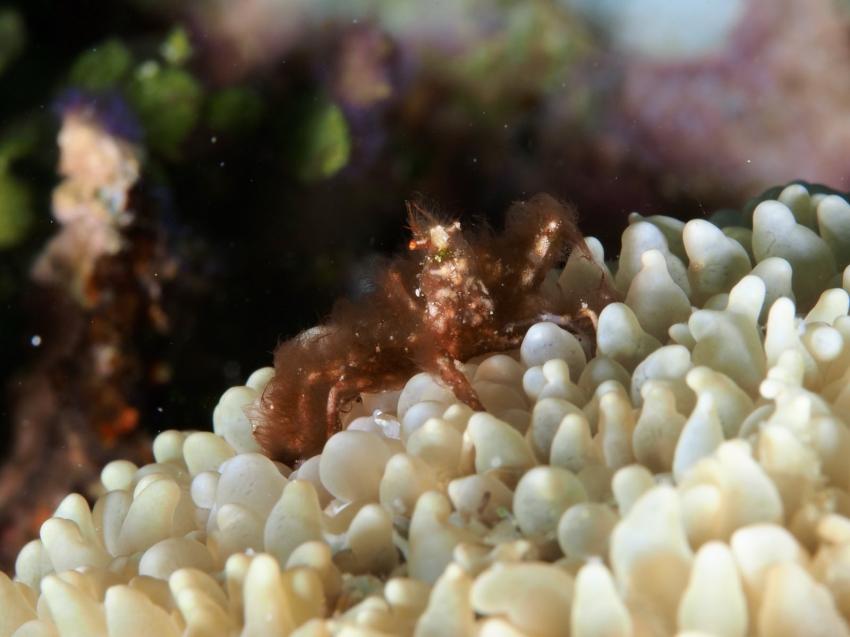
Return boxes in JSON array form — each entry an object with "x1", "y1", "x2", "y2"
[{"x1": 30, "y1": 335, "x2": 42, "y2": 347}]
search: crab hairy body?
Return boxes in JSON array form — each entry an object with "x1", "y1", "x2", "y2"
[{"x1": 253, "y1": 194, "x2": 617, "y2": 465}]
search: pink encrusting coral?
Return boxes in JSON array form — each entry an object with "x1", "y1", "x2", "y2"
[{"x1": 614, "y1": 0, "x2": 850, "y2": 196}]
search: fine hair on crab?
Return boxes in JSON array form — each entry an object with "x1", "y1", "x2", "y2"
[{"x1": 253, "y1": 194, "x2": 618, "y2": 465}]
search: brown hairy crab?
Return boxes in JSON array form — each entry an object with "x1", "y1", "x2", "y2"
[{"x1": 253, "y1": 194, "x2": 617, "y2": 465}]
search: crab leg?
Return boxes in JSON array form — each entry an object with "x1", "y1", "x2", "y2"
[
  {"x1": 326, "y1": 369, "x2": 410, "y2": 437},
  {"x1": 435, "y1": 355, "x2": 484, "y2": 411}
]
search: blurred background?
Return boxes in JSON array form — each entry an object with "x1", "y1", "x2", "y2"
[{"x1": 2, "y1": 0, "x2": 850, "y2": 568}]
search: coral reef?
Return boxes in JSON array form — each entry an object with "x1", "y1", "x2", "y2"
[
  {"x1": 8, "y1": 0, "x2": 850, "y2": 486},
  {"x1": 0, "y1": 97, "x2": 182, "y2": 572},
  {"x1": 5, "y1": 183, "x2": 850, "y2": 635}
]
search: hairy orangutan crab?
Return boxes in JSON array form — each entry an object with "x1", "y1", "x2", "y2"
[{"x1": 253, "y1": 194, "x2": 618, "y2": 465}]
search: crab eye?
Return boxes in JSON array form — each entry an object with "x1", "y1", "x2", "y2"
[{"x1": 408, "y1": 240, "x2": 418, "y2": 251}]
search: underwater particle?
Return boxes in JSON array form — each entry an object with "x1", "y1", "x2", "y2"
[
  {"x1": 68, "y1": 39, "x2": 133, "y2": 91},
  {"x1": 293, "y1": 100, "x2": 351, "y2": 182},
  {"x1": 30, "y1": 335, "x2": 41, "y2": 347},
  {"x1": 0, "y1": 8, "x2": 25, "y2": 76},
  {"x1": 127, "y1": 63, "x2": 203, "y2": 157},
  {"x1": 0, "y1": 171, "x2": 33, "y2": 249},
  {"x1": 206, "y1": 87, "x2": 264, "y2": 134},
  {"x1": 160, "y1": 26, "x2": 193, "y2": 66}
]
